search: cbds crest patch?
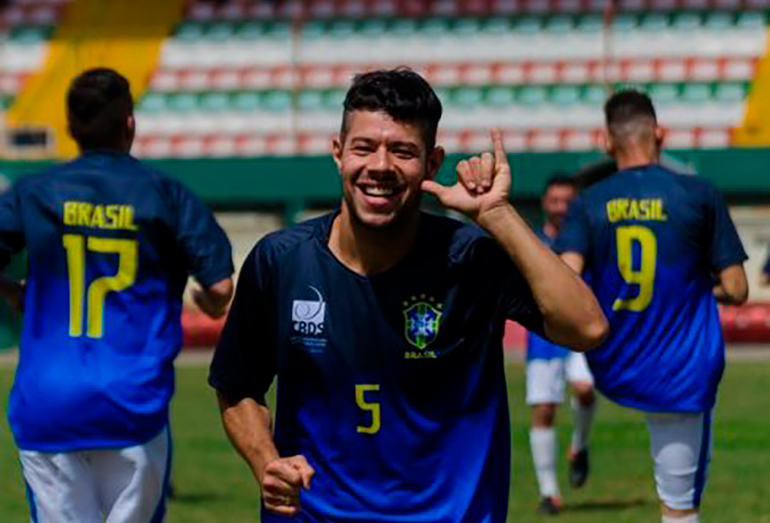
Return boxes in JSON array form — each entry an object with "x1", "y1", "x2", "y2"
[{"x1": 403, "y1": 295, "x2": 443, "y2": 350}]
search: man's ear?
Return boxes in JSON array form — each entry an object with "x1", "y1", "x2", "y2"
[
  {"x1": 602, "y1": 129, "x2": 615, "y2": 157},
  {"x1": 425, "y1": 146, "x2": 445, "y2": 181},
  {"x1": 332, "y1": 134, "x2": 343, "y2": 172},
  {"x1": 124, "y1": 114, "x2": 136, "y2": 151},
  {"x1": 654, "y1": 126, "x2": 665, "y2": 150}
]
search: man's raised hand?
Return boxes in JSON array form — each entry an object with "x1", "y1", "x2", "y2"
[{"x1": 421, "y1": 129, "x2": 512, "y2": 223}]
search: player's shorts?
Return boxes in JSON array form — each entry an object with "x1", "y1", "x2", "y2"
[
  {"x1": 20, "y1": 426, "x2": 171, "y2": 523},
  {"x1": 526, "y1": 352, "x2": 594, "y2": 405},
  {"x1": 646, "y1": 412, "x2": 712, "y2": 511}
]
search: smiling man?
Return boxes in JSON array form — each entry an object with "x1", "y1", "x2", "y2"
[{"x1": 208, "y1": 69, "x2": 607, "y2": 523}]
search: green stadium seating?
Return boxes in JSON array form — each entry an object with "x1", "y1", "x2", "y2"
[{"x1": 1, "y1": 0, "x2": 765, "y2": 156}]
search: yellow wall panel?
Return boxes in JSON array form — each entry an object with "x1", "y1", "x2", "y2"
[{"x1": 736, "y1": 35, "x2": 770, "y2": 146}]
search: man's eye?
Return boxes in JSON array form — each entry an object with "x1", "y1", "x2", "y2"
[{"x1": 394, "y1": 150, "x2": 416, "y2": 159}]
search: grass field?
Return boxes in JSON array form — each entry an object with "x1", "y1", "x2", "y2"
[{"x1": 1, "y1": 359, "x2": 769, "y2": 523}]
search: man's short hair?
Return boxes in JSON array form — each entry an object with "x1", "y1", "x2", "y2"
[
  {"x1": 341, "y1": 68, "x2": 443, "y2": 150},
  {"x1": 67, "y1": 68, "x2": 133, "y2": 150},
  {"x1": 604, "y1": 89, "x2": 657, "y2": 136},
  {"x1": 544, "y1": 174, "x2": 577, "y2": 193}
]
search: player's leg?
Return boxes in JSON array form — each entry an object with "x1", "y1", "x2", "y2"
[
  {"x1": 95, "y1": 426, "x2": 172, "y2": 523},
  {"x1": 565, "y1": 351, "x2": 596, "y2": 488},
  {"x1": 19, "y1": 449, "x2": 102, "y2": 523},
  {"x1": 646, "y1": 412, "x2": 712, "y2": 523},
  {"x1": 527, "y1": 358, "x2": 567, "y2": 514}
]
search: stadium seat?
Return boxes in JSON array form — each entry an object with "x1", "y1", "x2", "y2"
[
  {"x1": 0, "y1": 42, "x2": 47, "y2": 74},
  {"x1": 4, "y1": 0, "x2": 763, "y2": 157},
  {"x1": 156, "y1": 10, "x2": 768, "y2": 76},
  {"x1": 133, "y1": 76, "x2": 750, "y2": 153}
]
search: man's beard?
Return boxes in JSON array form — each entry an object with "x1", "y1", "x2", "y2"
[{"x1": 344, "y1": 189, "x2": 423, "y2": 234}]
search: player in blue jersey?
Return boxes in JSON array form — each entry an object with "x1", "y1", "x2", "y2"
[
  {"x1": 0, "y1": 68, "x2": 234, "y2": 523},
  {"x1": 526, "y1": 176, "x2": 597, "y2": 515},
  {"x1": 209, "y1": 69, "x2": 608, "y2": 523},
  {"x1": 556, "y1": 90, "x2": 748, "y2": 523}
]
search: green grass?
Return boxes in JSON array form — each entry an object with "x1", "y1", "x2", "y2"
[{"x1": 1, "y1": 361, "x2": 769, "y2": 522}]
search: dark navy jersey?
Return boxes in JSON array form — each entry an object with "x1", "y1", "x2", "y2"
[
  {"x1": 556, "y1": 165, "x2": 747, "y2": 413},
  {"x1": 0, "y1": 151, "x2": 233, "y2": 451},
  {"x1": 527, "y1": 228, "x2": 570, "y2": 361},
  {"x1": 210, "y1": 211, "x2": 545, "y2": 523}
]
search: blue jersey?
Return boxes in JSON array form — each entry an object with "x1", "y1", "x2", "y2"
[
  {"x1": 0, "y1": 151, "x2": 233, "y2": 452},
  {"x1": 209, "y1": 212, "x2": 546, "y2": 523},
  {"x1": 556, "y1": 165, "x2": 747, "y2": 413},
  {"x1": 527, "y1": 228, "x2": 570, "y2": 361}
]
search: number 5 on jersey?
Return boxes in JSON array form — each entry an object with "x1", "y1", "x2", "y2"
[
  {"x1": 355, "y1": 384, "x2": 381, "y2": 434},
  {"x1": 614, "y1": 225, "x2": 657, "y2": 312},
  {"x1": 63, "y1": 234, "x2": 138, "y2": 339}
]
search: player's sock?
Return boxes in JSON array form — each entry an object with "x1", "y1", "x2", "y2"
[
  {"x1": 570, "y1": 396, "x2": 596, "y2": 453},
  {"x1": 530, "y1": 427, "x2": 559, "y2": 497},
  {"x1": 661, "y1": 513, "x2": 699, "y2": 523}
]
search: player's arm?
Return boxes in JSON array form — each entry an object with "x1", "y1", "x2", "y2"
[
  {"x1": 216, "y1": 392, "x2": 313, "y2": 517},
  {"x1": 423, "y1": 130, "x2": 608, "y2": 351},
  {"x1": 192, "y1": 278, "x2": 233, "y2": 318},
  {"x1": 476, "y1": 205, "x2": 606, "y2": 351},
  {"x1": 217, "y1": 393, "x2": 277, "y2": 473},
  {"x1": 707, "y1": 183, "x2": 749, "y2": 305},
  {"x1": 209, "y1": 246, "x2": 313, "y2": 516},
  {"x1": 560, "y1": 252, "x2": 585, "y2": 275},
  {"x1": 171, "y1": 179, "x2": 235, "y2": 314},
  {"x1": 713, "y1": 264, "x2": 748, "y2": 305}
]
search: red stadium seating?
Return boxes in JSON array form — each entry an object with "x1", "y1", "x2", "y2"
[
  {"x1": 181, "y1": 308, "x2": 227, "y2": 348},
  {"x1": 182, "y1": 0, "x2": 770, "y2": 21},
  {"x1": 133, "y1": 126, "x2": 735, "y2": 157},
  {"x1": 0, "y1": 0, "x2": 69, "y2": 29},
  {"x1": 720, "y1": 303, "x2": 770, "y2": 343},
  {"x1": 149, "y1": 56, "x2": 760, "y2": 92}
]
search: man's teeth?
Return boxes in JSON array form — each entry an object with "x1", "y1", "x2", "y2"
[{"x1": 362, "y1": 186, "x2": 398, "y2": 197}]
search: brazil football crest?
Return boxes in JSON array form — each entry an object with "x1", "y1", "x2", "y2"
[{"x1": 403, "y1": 295, "x2": 443, "y2": 350}]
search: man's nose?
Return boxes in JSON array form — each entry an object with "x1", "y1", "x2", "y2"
[{"x1": 369, "y1": 146, "x2": 392, "y2": 173}]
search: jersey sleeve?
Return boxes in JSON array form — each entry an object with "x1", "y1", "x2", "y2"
[
  {"x1": 472, "y1": 235, "x2": 546, "y2": 337},
  {"x1": 171, "y1": 181, "x2": 234, "y2": 287},
  {"x1": 208, "y1": 244, "x2": 276, "y2": 403},
  {"x1": 554, "y1": 196, "x2": 589, "y2": 256},
  {"x1": 706, "y1": 184, "x2": 748, "y2": 271},
  {"x1": 0, "y1": 184, "x2": 25, "y2": 271}
]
